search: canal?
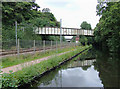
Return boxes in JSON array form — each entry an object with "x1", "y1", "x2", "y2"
[{"x1": 27, "y1": 48, "x2": 120, "y2": 88}]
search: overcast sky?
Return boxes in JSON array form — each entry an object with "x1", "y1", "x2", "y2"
[{"x1": 35, "y1": 0, "x2": 100, "y2": 29}]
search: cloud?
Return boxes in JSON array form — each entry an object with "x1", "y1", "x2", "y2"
[
  {"x1": 35, "y1": 0, "x2": 100, "y2": 29},
  {"x1": 45, "y1": 0, "x2": 69, "y2": 7}
]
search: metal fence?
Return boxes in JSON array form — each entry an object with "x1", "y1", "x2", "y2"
[{"x1": 1, "y1": 39, "x2": 78, "y2": 56}]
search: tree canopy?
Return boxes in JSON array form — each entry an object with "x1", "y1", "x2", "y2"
[
  {"x1": 94, "y1": 1, "x2": 120, "y2": 52},
  {"x1": 80, "y1": 21, "x2": 92, "y2": 30},
  {"x1": 2, "y1": 2, "x2": 61, "y2": 41}
]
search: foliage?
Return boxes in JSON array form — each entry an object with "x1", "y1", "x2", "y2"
[
  {"x1": 42, "y1": 8, "x2": 51, "y2": 13},
  {"x1": 79, "y1": 21, "x2": 93, "y2": 45},
  {"x1": 71, "y1": 36, "x2": 76, "y2": 42},
  {"x1": 79, "y1": 36, "x2": 94, "y2": 46},
  {"x1": 80, "y1": 21, "x2": 92, "y2": 30},
  {"x1": 94, "y1": 2, "x2": 120, "y2": 52},
  {"x1": 79, "y1": 36, "x2": 88, "y2": 45},
  {"x1": 93, "y1": 49, "x2": 120, "y2": 87},
  {"x1": 2, "y1": 2, "x2": 61, "y2": 41},
  {"x1": 1, "y1": 70, "x2": 19, "y2": 88},
  {"x1": 1, "y1": 46, "x2": 90, "y2": 88}
]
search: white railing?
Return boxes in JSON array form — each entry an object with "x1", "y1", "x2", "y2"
[{"x1": 35, "y1": 27, "x2": 94, "y2": 36}]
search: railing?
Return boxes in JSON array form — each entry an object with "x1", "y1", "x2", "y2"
[{"x1": 35, "y1": 27, "x2": 94, "y2": 36}]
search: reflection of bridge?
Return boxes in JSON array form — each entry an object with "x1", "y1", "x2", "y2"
[
  {"x1": 35, "y1": 27, "x2": 94, "y2": 36},
  {"x1": 68, "y1": 59, "x2": 96, "y2": 68}
]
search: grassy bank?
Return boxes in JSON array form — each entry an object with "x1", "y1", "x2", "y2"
[
  {"x1": 2, "y1": 46, "x2": 83, "y2": 68},
  {"x1": 1, "y1": 45, "x2": 91, "y2": 88}
]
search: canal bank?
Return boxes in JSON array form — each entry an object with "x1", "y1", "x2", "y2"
[
  {"x1": 2, "y1": 45, "x2": 91, "y2": 88},
  {"x1": 21, "y1": 47, "x2": 120, "y2": 88}
]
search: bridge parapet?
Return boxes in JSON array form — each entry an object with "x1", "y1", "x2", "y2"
[{"x1": 35, "y1": 27, "x2": 94, "y2": 36}]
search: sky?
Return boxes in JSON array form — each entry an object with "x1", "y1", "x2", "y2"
[
  {"x1": 35, "y1": 0, "x2": 100, "y2": 29},
  {"x1": 35, "y1": 0, "x2": 100, "y2": 39}
]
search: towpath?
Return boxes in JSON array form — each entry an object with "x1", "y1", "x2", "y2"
[{"x1": 1, "y1": 50, "x2": 73, "y2": 73}]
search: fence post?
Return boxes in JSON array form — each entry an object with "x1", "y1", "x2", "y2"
[
  {"x1": 34, "y1": 40, "x2": 35, "y2": 53},
  {"x1": 17, "y1": 39, "x2": 19, "y2": 57},
  {"x1": 51, "y1": 40, "x2": 52, "y2": 50},
  {"x1": 43, "y1": 40, "x2": 45, "y2": 53},
  {"x1": 15, "y1": 21, "x2": 17, "y2": 51}
]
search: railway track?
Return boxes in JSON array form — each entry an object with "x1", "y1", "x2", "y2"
[{"x1": 0, "y1": 45, "x2": 70, "y2": 57}]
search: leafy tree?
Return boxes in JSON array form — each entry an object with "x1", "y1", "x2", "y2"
[
  {"x1": 80, "y1": 21, "x2": 92, "y2": 30},
  {"x1": 42, "y1": 8, "x2": 50, "y2": 13},
  {"x1": 79, "y1": 36, "x2": 88, "y2": 45},
  {"x1": 72, "y1": 36, "x2": 76, "y2": 42},
  {"x1": 2, "y1": 2, "x2": 40, "y2": 26},
  {"x1": 2, "y1": 2, "x2": 60, "y2": 41},
  {"x1": 94, "y1": 1, "x2": 120, "y2": 52},
  {"x1": 79, "y1": 21, "x2": 93, "y2": 45}
]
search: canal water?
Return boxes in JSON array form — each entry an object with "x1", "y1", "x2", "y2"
[{"x1": 29, "y1": 48, "x2": 120, "y2": 88}]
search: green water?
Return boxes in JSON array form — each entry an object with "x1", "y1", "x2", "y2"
[{"x1": 28, "y1": 48, "x2": 120, "y2": 87}]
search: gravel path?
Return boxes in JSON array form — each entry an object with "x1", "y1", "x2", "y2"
[{"x1": 1, "y1": 50, "x2": 73, "y2": 73}]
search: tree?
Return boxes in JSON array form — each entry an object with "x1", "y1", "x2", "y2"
[
  {"x1": 94, "y1": 1, "x2": 120, "y2": 52},
  {"x1": 42, "y1": 8, "x2": 50, "y2": 13},
  {"x1": 79, "y1": 21, "x2": 92, "y2": 45},
  {"x1": 80, "y1": 21, "x2": 92, "y2": 30},
  {"x1": 2, "y1": 2, "x2": 60, "y2": 41},
  {"x1": 79, "y1": 36, "x2": 88, "y2": 46},
  {"x1": 2, "y1": 2, "x2": 40, "y2": 26}
]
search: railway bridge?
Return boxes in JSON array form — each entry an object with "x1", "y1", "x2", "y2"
[{"x1": 35, "y1": 27, "x2": 94, "y2": 36}]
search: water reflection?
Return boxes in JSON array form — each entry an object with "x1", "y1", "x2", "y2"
[
  {"x1": 29, "y1": 48, "x2": 120, "y2": 88},
  {"x1": 31, "y1": 58, "x2": 103, "y2": 87},
  {"x1": 68, "y1": 59, "x2": 96, "y2": 68},
  {"x1": 93, "y1": 50, "x2": 120, "y2": 88},
  {"x1": 58, "y1": 66, "x2": 102, "y2": 87}
]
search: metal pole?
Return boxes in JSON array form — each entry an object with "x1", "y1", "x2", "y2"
[
  {"x1": 17, "y1": 39, "x2": 19, "y2": 56},
  {"x1": 43, "y1": 40, "x2": 45, "y2": 53},
  {"x1": 60, "y1": 19, "x2": 62, "y2": 43},
  {"x1": 15, "y1": 21, "x2": 17, "y2": 50}
]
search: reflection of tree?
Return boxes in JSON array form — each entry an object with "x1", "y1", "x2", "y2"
[
  {"x1": 93, "y1": 50, "x2": 120, "y2": 88},
  {"x1": 80, "y1": 49, "x2": 96, "y2": 60},
  {"x1": 81, "y1": 66, "x2": 91, "y2": 71},
  {"x1": 30, "y1": 49, "x2": 99, "y2": 87}
]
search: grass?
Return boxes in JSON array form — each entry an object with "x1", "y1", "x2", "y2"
[
  {"x1": 1, "y1": 45, "x2": 91, "y2": 88},
  {"x1": 2, "y1": 46, "x2": 85, "y2": 68}
]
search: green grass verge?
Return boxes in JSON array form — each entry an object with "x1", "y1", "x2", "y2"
[
  {"x1": 2, "y1": 46, "x2": 85, "y2": 68},
  {"x1": 1, "y1": 45, "x2": 91, "y2": 88}
]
